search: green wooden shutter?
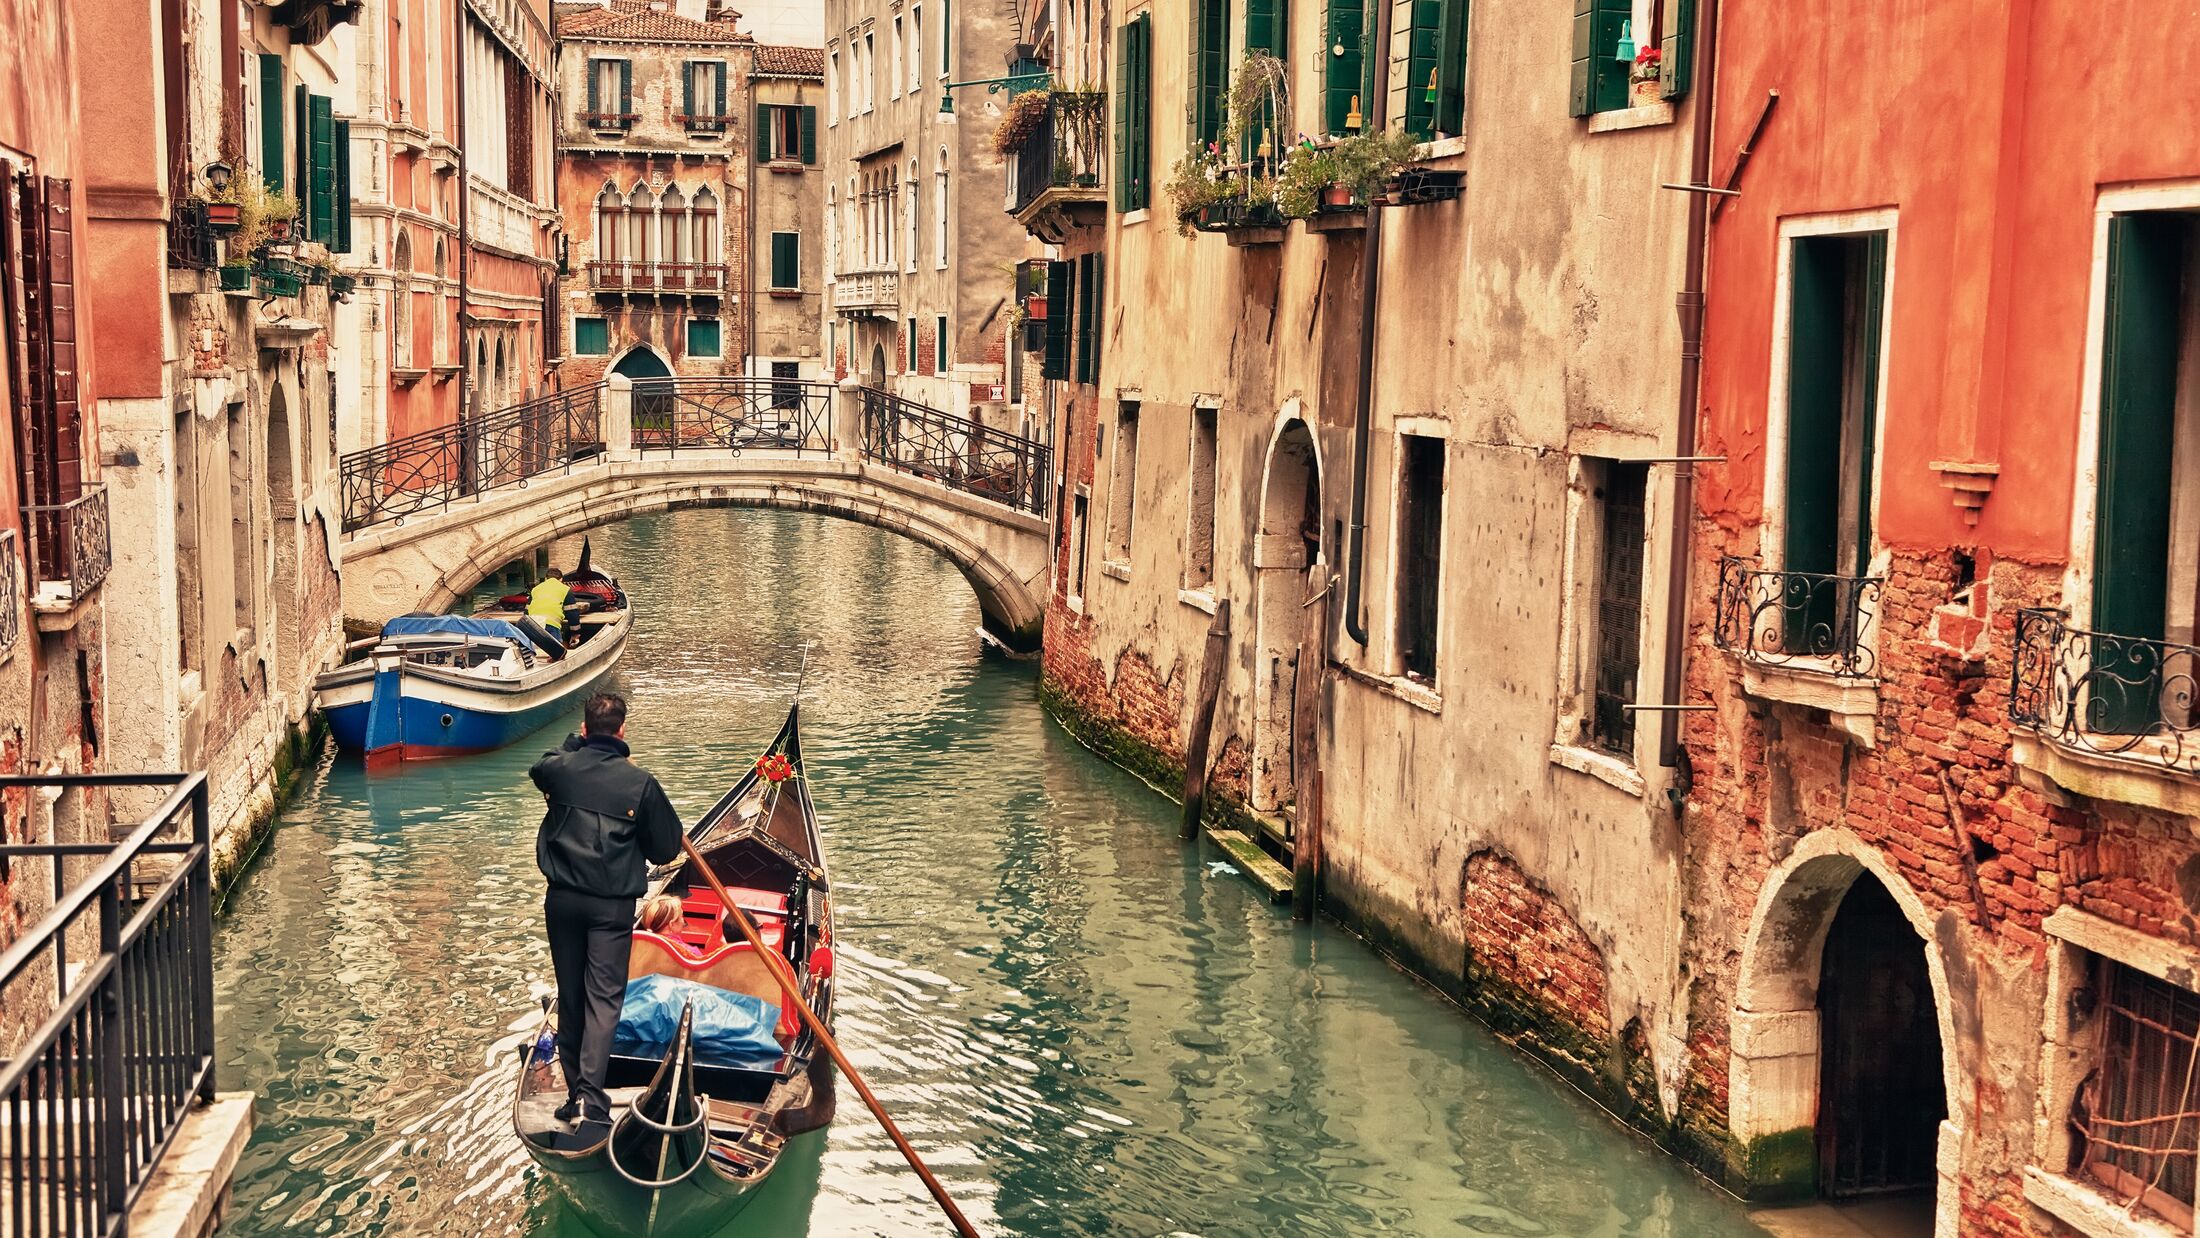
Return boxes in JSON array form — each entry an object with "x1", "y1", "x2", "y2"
[
  {"x1": 587, "y1": 59, "x2": 600, "y2": 114},
  {"x1": 800, "y1": 106, "x2": 818, "y2": 162},
  {"x1": 2092, "y1": 214, "x2": 2186, "y2": 730},
  {"x1": 260, "y1": 54, "x2": 285, "y2": 190},
  {"x1": 682, "y1": 61, "x2": 695, "y2": 117},
  {"x1": 1116, "y1": 15, "x2": 1152, "y2": 211},
  {"x1": 310, "y1": 95, "x2": 337, "y2": 241},
  {"x1": 715, "y1": 64, "x2": 728, "y2": 118},
  {"x1": 1851, "y1": 232, "x2": 1888, "y2": 577},
  {"x1": 1660, "y1": 0, "x2": 1696, "y2": 101},
  {"x1": 1131, "y1": 17, "x2": 1151, "y2": 209},
  {"x1": 771, "y1": 232, "x2": 799, "y2": 288},
  {"x1": 1189, "y1": 0, "x2": 1228, "y2": 145},
  {"x1": 618, "y1": 60, "x2": 632, "y2": 113},
  {"x1": 1074, "y1": 254, "x2": 1094, "y2": 383},
  {"x1": 1783, "y1": 237, "x2": 1844, "y2": 581},
  {"x1": 1324, "y1": 0, "x2": 1365, "y2": 134},
  {"x1": 1402, "y1": 1, "x2": 1439, "y2": 138},
  {"x1": 334, "y1": 119, "x2": 352, "y2": 252},
  {"x1": 1569, "y1": 0, "x2": 1630, "y2": 117},
  {"x1": 1043, "y1": 259, "x2": 1073, "y2": 380},
  {"x1": 294, "y1": 84, "x2": 313, "y2": 232},
  {"x1": 757, "y1": 104, "x2": 774, "y2": 158},
  {"x1": 1114, "y1": 22, "x2": 1133, "y2": 210},
  {"x1": 1247, "y1": 0, "x2": 1285, "y2": 54},
  {"x1": 1433, "y1": 0, "x2": 1469, "y2": 135},
  {"x1": 1083, "y1": 253, "x2": 1105, "y2": 383}
]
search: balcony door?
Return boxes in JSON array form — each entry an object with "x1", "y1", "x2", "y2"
[{"x1": 1782, "y1": 230, "x2": 1887, "y2": 653}]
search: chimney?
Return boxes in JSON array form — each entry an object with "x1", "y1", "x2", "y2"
[{"x1": 702, "y1": 0, "x2": 741, "y2": 23}]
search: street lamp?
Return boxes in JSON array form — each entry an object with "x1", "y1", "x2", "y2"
[
  {"x1": 934, "y1": 68, "x2": 1052, "y2": 127},
  {"x1": 203, "y1": 161, "x2": 233, "y2": 195}
]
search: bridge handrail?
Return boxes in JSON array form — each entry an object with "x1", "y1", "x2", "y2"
[
  {"x1": 859, "y1": 387, "x2": 1053, "y2": 517},
  {"x1": 634, "y1": 376, "x2": 839, "y2": 456},
  {"x1": 339, "y1": 383, "x2": 609, "y2": 533}
]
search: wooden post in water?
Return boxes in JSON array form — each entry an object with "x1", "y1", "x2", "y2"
[
  {"x1": 1292, "y1": 573, "x2": 1331, "y2": 920},
  {"x1": 1180, "y1": 599, "x2": 1232, "y2": 842}
]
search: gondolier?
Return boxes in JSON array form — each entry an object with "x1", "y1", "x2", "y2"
[
  {"x1": 529, "y1": 568, "x2": 571, "y2": 638},
  {"x1": 533, "y1": 692, "x2": 683, "y2": 1125}
]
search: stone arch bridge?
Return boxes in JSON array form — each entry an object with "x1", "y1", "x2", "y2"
[{"x1": 336, "y1": 376, "x2": 1054, "y2": 649}]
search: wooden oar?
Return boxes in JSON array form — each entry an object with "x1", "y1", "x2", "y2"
[{"x1": 677, "y1": 833, "x2": 981, "y2": 1237}]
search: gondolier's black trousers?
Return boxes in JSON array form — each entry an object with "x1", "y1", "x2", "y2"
[{"x1": 545, "y1": 885, "x2": 635, "y2": 1118}]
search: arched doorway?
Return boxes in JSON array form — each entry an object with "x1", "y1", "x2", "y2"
[
  {"x1": 1251, "y1": 417, "x2": 1322, "y2": 813},
  {"x1": 614, "y1": 347, "x2": 674, "y2": 446},
  {"x1": 1817, "y1": 877, "x2": 1945, "y2": 1206},
  {"x1": 866, "y1": 342, "x2": 887, "y2": 389}
]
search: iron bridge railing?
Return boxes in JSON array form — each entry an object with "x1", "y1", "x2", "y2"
[
  {"x1": 339, "y1": 384, "x2": 605, "y2": 532},
  {"x1": 23, "y1": 485, "x2": 113, "y2": 604},
  {"x1": 861, "y1": 388, "x2": 1051, "y2": 516},
  {"x1": 1712, "y1": 556, "x2": 1884, "y2": 679},
  {"x1": 631, "y1": 376, "x2": 836, "y2": 454},
  {"x1": 0, "y1": 772, "x2": 215, "y2": 1238},
  {"x1": 2012, "y1": 607, "x2": 2200, "y2": 777}
]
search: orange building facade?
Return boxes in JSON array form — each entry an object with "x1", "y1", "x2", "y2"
[{"x1": 1679, "y1": 0, "x2": 2200, "y2": 1231}]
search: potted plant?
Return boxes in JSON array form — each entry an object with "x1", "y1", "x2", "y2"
[
  {"x1": 991, "y1": 88, "x2": 1052, "y2": 157},
  {"x1": 1025, "y1": 292, "x2": 1048, "y2": 321},
  {"x1": 1277, "y1": 129, "x2": 1420, "y2": 220},
  {"x1": 220, "y1": 260, "x2": 254, "y2": 292},
  {"x1": 1165, "y1": 145, "x2": 1236, "y2": 236},
  {"x1": 219, "y1": 181, "x2": 299, "y2": 270},
  {"x1": 1630, "y1": 48, "x2": 1664, "y2": 107}
]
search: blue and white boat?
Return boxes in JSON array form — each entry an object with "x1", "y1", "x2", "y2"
[{"x1": 315, "y1": 565, "x2": 632, "y2": 768}]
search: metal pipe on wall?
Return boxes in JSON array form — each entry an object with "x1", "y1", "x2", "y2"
[{"x1": 1343, "y1": 0, "x2": 1396, "y2": 646}]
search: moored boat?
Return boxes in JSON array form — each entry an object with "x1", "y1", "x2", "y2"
[
  {"x1": 513, "y1": 704, "x2": 837, "y2": 1236},
  {"x1": 315, "y1": 556, "x2": 631, "y2": 767}
]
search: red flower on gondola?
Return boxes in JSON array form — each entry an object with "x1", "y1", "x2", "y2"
[{"x1": 755, "y1": 753, "x2": 795, "y2": 784}]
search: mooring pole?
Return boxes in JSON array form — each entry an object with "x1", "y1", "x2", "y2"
[{"x1": 1180, "y1": 599, "x2": 1233, "y2": 841}]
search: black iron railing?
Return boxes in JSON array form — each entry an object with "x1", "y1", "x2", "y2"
[
  {"x1": 1712, "y1": 556, "x2": 1883, "y2": 678},
  {"x1": 0, "y1": 772, "x2": 215, "y2": 1238},
  {"x1": 165, "y1": 202, "x2": 216, "y2": 271},
  {"x1": 338, "y1": 384, "x2": 605, "y2": 532},
  {"x1": 0, "y1": 528, "x2": 18, "y2": 653},
  {"x1": 861, "y1": 388, "x2": 1051, "y2": 515},
  {"x1": 631, "y1": 377, "x2": 835, "y2": 453},
  {"x1": 2012, "y1": 607, "x2": 2200, "y2": 776},
  {"x1": 23, "y1": 485, "x2": 112, "y2": 603},
  {"x1": 1010, "y1": 92, "x2": 1107, "y2": 217}
]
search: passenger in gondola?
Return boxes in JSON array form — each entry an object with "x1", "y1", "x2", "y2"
[
  {"x1": 637, "y1": 892, "x2": 686, "y2": 934},
  {"x1": 532, "y1": 693, "x2": 684, "y2": 1127}
]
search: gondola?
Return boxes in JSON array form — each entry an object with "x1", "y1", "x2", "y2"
[
  {"x1": 315, "y1": 545, "x2": 630, "y2": 768},
  {"x1": 513, "y1": 704, "x2": 837, "y2": 1236}
]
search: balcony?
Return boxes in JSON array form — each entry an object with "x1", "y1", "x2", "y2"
[
  {"x1": 23, "y1": 484, "x2": 111, "y2": 630},
  {"x1": 581, "y1": 111, "x2": 638, "y2": 133},
  {"x1": 166, "y1": 201, "x2": 216, "y2": 272},
  {"x1": 469, "y1": 177, "x2": 554, "y2": 259},
  {"x1": 832, "y1": 267, "x2": 900, "y2": 318},
  {"x1": 0, "y1": 528, "x2": 19, "y2": 657},
  {"x1": 587, "y1": 260, "x2": 724, "y2": 299},
  {"x1": 1712, "y1": 556, "x2": 1884, "y2": 745},
  {"x1": 2010, "y1": 608, "x2": 2200, "y2": 813},
  {"x1": 678, "y1": 112, "x2": 731, "y2": 135},
  {"x1": 1008, "y1": 91, "x2": 1108, "y2": 239}
]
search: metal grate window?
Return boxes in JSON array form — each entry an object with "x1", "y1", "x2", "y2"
[
  {"x1": 1591, "y1": 462, "x2": 1647, "y2": 755},
  {"x1": 2075, "y1": 958, "x2": 2200, "y2": 1228},
  {"x1": 1396, "y1": 434, "x2": 1445, "y2": 682}
]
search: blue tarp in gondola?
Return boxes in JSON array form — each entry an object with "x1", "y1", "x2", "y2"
[
  {"x1": 614, "y1": 974, "x2": 783, "y2": 1068},
  {"x1": 380, "y1": 614, "x2": 533, "y2": 643}
]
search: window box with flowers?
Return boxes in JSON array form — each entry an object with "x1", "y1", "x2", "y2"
[{"x1": 1629, "y1": 48, "x2": 1665, "y2": 107}]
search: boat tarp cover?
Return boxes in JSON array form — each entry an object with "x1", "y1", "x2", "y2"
[
  {"x1": 614, "y1": 974, "x2": 783, "y2": 1067},
  {"x1": 380, "y1": 614, "x2": 533, "y2": 643}
]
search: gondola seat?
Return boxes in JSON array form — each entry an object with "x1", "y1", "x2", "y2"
[{"x1": 628, "y1": 931, "x2": 798, "y2": 1044}]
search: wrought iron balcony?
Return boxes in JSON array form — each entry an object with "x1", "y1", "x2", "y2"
[
  {"x1": 588, "y1": 260, "x2": 723, "y2": 297},
  {"x1": 1712, "y1": 556, "x2": 1883, "y2": 679},
  {"x1": 832, "y1": 267, "x2": 900, "y2": 318},
  {"x1": 581, "y1": 111, "x2": 638, "y2": 131},
  {"x1": 0, "y1": 771, "x2": 216, "y2": 1238},
  {"x1": 166, "y1": 201, "x2": 217, "y2": 271},
  {"x1": 1008, "y1": 91, "x2": 1107, "y2": 225},
  {"x1": 2012, "y1": 607, "x2": 2200, "y2": 778},
  {"x1": 0, "y1": 527, "x2": 20, "y2": 655},
  {"x1": 23, "y1": 484, "x2": 112, "y2": 607}
]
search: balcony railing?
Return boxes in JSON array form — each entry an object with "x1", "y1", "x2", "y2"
[
  {"x1": 0, "y1": 528, "x2": 19, "y2": 655},
  {"x1": 0, "y1": 771, "x2": 215, "y2": 1238},
  {"x1": 165, "y1": 201, "x2": 216, "y2": 271},
  {"x1": 631, "y1": 376, "x2": 837, "y2": 453},
  {"x1": 588, "y1": 260, "x2": 724, "y2": 296},
  {"x1": 338, "y1": 384, "x2": 605, "y2": 532},
  {"x1": 2012, "y1": 607, "x2": 2200, "y2": 777},
  {"x1": 1712, "y1": 556, "x2": 1883, "y2": 679},
  {"x1": 23, "y1": 484, "x2": 112, "y2": 605},
  {"x1": 861, "y1": 387, "x2": 1051, "y2": 515},
  {"x1": 678, "y1": 112, "x2": 731, "y2": 133},
  {"x1": 1009, "y1": 91, "x2": 1107, "y2": 218},
  {"x1": 832, "y1": 268, "x2": 899, "y2": 317}
]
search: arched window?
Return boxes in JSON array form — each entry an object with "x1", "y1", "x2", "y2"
[
  {"x1": 934, "y1": 149, "x2": 949, "y2": 269},
  {"x1": 625, "y1": 182, "x2": 653, "y2": 265},
  {"x1": 691, "y1": 186, "x2": 718, "y2": 266},
  {"x1": 594, "y1": 181, "x2": 621, "y2": 261},
  {"x1": 825, "y1": 186, "x2": 836, "y2": 280},
  {"x1": 660, "y1": 184, "x2": 689, "y2": 266},
  {"x1": 431, "y1": 235, "x2": 449, "y2": 364},
  {"x1": 392, "y1": 229, "x2": 414, "y2": 369},
  {"x1": 905, "y1": 158, "x2": 918, "y2": 274}
]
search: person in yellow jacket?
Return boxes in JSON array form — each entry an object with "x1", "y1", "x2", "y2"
[{"x1": 528, "y1": 569, "x2": 572, "y2": 639}]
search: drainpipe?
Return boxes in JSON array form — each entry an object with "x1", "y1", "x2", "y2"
[
  {"x1": 1343, "y1": 0, "x2": 1395, "y2": 645},
  {"x1": 455, "y1": 0, "x2": 474, "y2": 442},
  {"x1": 1657, "y1": 0, "x2": 1723, "y2": 770}
]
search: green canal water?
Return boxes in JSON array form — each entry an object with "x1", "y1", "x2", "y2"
[{"x1": 211, "y1": 508, "x2": 1764, "y2": 1237}]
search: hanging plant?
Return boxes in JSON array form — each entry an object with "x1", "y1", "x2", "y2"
[
  {"x1": 991, "y1": 89, "x2": 1052, "y2": 156},
  {"x1": 1164, "y1": 146, "x2": 1235, "y2": 236}
]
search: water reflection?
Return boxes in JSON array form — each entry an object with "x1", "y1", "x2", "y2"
[{"x1": 213, "y1": 508, "x2": 1760, "y2": 1237}]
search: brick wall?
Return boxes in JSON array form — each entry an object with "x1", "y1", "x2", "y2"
[{"x1": 1463, "y1": 850, "x2": 1615, "y2": 1048}]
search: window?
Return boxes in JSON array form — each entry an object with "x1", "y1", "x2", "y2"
[
  {"x1": 2070, "y1": 957, "x2": 2200, "y2": 1227},
  {"x1": 1042, "y1": 259, "x2": 1074, "y2": 380},
  {"x1": 686, "y1": 318, "x2": 722, "y2": 358},
  {"x1": 1588, "y1": 460, "x2": 1648, "y2": 756},
  {"x1": 905, "y1": 159, "x2": 918, "y2": 273},
  {"x1": 682, "y1": 60, "x2": 728, "y2": 124},
  {"x1": 1780, "y1": 231, "x2": 1887, "y2": 583},
  {"x1": 1323, "y1": 1, "x2": 1365, "y2": 135},
  {"x1": 769, "y1": 231, "x2": 799, "y2": 290},
  {"x1": 906, "y1": 316, "x2": 920, "y2": 372},
  {"x1": 1075, "y1": 252, "x2": 1104, "y2": 385},
  {"x1": 909, "y1": 8, "x2": 923, "y2": 95},
  {"x1": 432, "y1": 237, "x2": 450, "y2": 365},
  {"x1": 574, "y1": 316, "x2": 608, "y2": 355},
  {"x1": 1399, "y1": 0, "x2": 1468, "y2": 139},
  {"x1": 758, "y1": 104, "x2": 817, "y2": 163},
  {"x1": 934, "y1": 153, "x2": 949, "y2": 267},
  {"x1": 827, "y1": 52, "x2": 839, "y2": 124},
  {"x1": 1106, "y1": 403, "x2": 1140, "y2": 563},
  {"x1": 1570, "y1": 0, "x2": 1696, "y2": 118},
  {"x1": 890, "y1": 17, "x2": 903, "y2": 99},
  {"x1": 587, "y1": 58, "x2": 633, "y2": 123},
  {"x1": 1070, "y1": 492, "x2": 1091, "y2": 601},
  {"x1": 259, "y1": 54, "x2": 285, "y2": 189},
  {"x1": 690, "y1": 186, "x2": 719, "y2": 265},
  {"x1": 1395, "y1": 433, "x2": 1445, "y2": 683},
  {"x1": 1115, "y1": 14, "x2": 1151, "y2": 211},
  {"x1": 1186, "y1": 406, "x2": 1218, "y2": 590},
  {"x1": 1188, "y1": 0, "x2": 1228, "y2": 146},
  {"x1": 593, "y1": 181, "x2": 621, "y2": 260},
  {"x1": 934, "y1": 313, "x2": 948, "y2": 376},
  {"x1": 2091, "y1": 210, "x2": 2200, "y2": 733},
  {"x1": 1239, "y1": 1, "x2": 1286, "y2": 167},
  {"x1": 772, "y1": 360, "x2": 802, "y2": 410},
  {"x1": 865, "y1": 32, "x2": 876, "y2": 112},
  {"x1": 2, "y1": 167, "x2": 87, "y2": 567},
  {"x1": 392, "y1": 229, "x2": 414, "y2": 368}
]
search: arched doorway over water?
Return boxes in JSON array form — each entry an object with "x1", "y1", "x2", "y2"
[
  {"x1": 1252, "y1": 416, "x2": 1322, "y2": 814},
  {"x1": 614, "y1": 347, "x2": 673, "y2": 445},
  {"x1": 1817, "y1": 876, "x2": 1945, "y2": 1208}
]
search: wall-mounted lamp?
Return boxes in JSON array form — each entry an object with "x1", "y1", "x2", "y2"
[{"x1": 204, "y1": 161, "x2": 234, "y2": 195}]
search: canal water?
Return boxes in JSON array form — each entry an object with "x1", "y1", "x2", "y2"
[{"x1": 211, "y1": 508, "x2": 1764, "y2": 1237}]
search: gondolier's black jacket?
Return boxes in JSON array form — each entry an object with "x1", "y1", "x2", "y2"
[{"x1": 531, "y1": 733, "x2": 682, "y2": 899}]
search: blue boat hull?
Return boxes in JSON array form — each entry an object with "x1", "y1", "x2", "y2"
[{"x1": 323, "y1": 667, "x2": 615, "y2": 761}]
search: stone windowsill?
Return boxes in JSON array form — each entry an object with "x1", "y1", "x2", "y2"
[
  {"x1": 1119, "y1": 208, "x2": 1150, "y2": 228},
  {"x1": 31, "y1": 583, "x2": 100, "y2": 634},
  {"x1": 1064, "y1": 593, "x2": 1084, "y2": 616},
  {"x1": 2023, "y1": 1167, "x2": 2187, "y2": 1238},
  {"x1": 2044, "y1": 905, "x2": 2200, "y2": 987},
  {"x1": 1177, "y1": 587, "x2": 1218, "y2": 615},
  {"x1": 1549, "y1": 743, "x2": 1646, "y2": 798},
  {"x1": 1736, "y1": 659, "x2": 1879, "y2": 748},
  {"x1": 1588, "y1": 101, "x2": 1677, "y2": 133},
  {"x1": 1412, "y1": 135, "x2": 1468, "y2": 162},
  {"x1": 1100, "y1": 560, "x2": 1131, "y2": 583},
  {"x1": 1334, "y1": 661, "x2": 1443, "y2": 715},
  {"x1": 2012, "y1": 731, "x2": 2200, "y2": 820}
]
